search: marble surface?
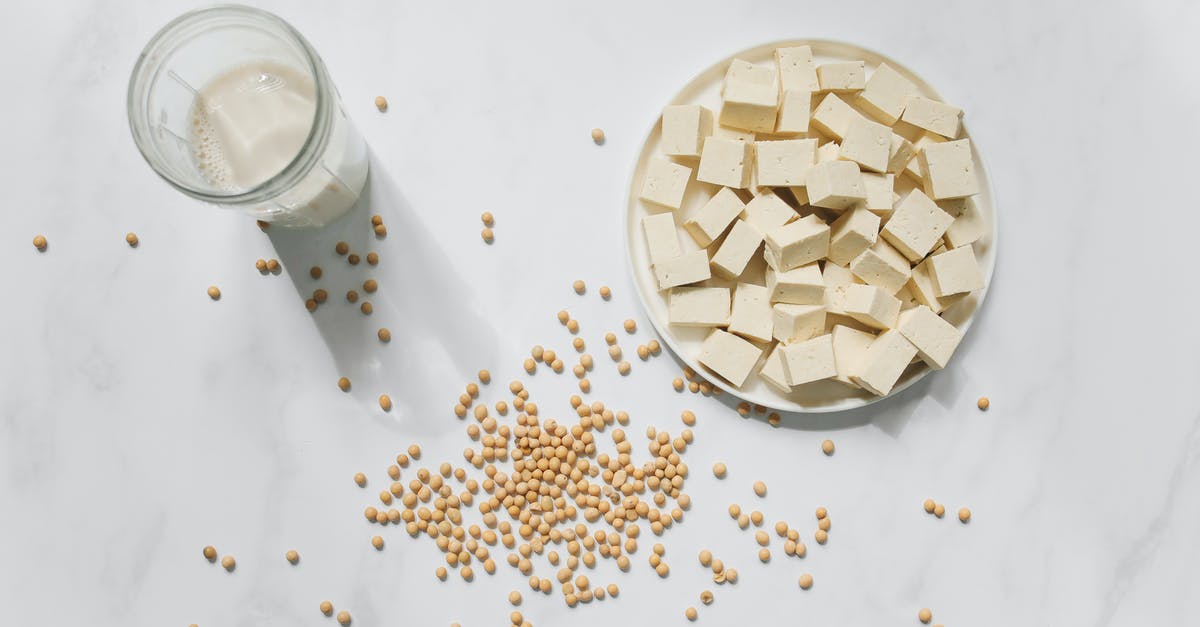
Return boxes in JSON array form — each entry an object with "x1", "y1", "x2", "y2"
[{"x1": 2, "y1": 1, "x2": 1199, "y2": 625}]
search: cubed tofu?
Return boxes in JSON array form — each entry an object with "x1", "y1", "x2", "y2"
[
  {"x1": 919, "y1": 139, "x2": 979, "y2": 200},
  {"x1": 900, "y1": 96, "x2": 962, "y2": 139},
  {"x1": 842, "y1": 284, "x2": 901, "y2": 330},
  {"x1": 830, "y1": 324, "x2": 875, "y2": 386},
  {"x1": 766, "y1": 262, "x2": 824, "y2": 305},
  {"x1": 851, "y1": 329, "x2": 918, "y2": 396},
  {"x1": 710, "y1": 219, "x2": 764, "y2": 279},
  {"x1": 764, "y1": 215, "x2": 830, "y2": 271},
  {"x1": 759, "y1": 344, "x2": 792, "y2": 393},
  {"x1": 897, "y1": 305, "x2": 963, "y2": 369},
  {"x1": 887, "y1": 134, "x2": 916, "y2": 175},
  {"x1": 806, "y1": 160, "x2": 866, "y2": 210},
  {"x1": 928, "y1": 245, "x2": 984, "y2": 296},
  {"x1": 880, "y1": 189, "x2": 955, "y2": 262},
  {"x1": 855, "y1": 63, "x2": 920, "y2": 125},
  {"x1": 908, "y1": 257, "x2": 965, "y2": 314},
  {"x1": 684, "y1": 187, "x2": 745, "y2": 247},
  {"x1": 828, "y1": 207, "x2": 880, "y2": 266},
  {"x1": 641, "y1": 212, "x2": 681, "y2": 264},
  {"x1": 772, "y1": 303, "x2": 825, "y2": 343},
  {"x1": 838, "y1": 117, "x2": 891, "y2": 173},
  {"x1": 728, "y1": 282, "x2": 773, "y2": 343},
  {"x1": 698, "y1": 138, "x2": 754, "y2": 189},
  {"x1": 698, "y1": 329, "x2": 763, "y2": 388},
  {"x1": 640, "y1": 158, "x2": 692, "y2": 210},
  {"x1": 669, "y1": 286, "x2": 731, "y2": 327},
  {"x1": 755, "y1": 138, "x2": 818, "y2": 187},
  {"x1": 775, "y1": 90, "x2": 812, "y2": 135},
  {"x1": 942, "y1": 197, "x2": 985, "y2": 249},
  {"x1": 776, "y1": 46, "x2": 820, "y2": 92},
  {"x1": 719, "y1": 59, "x2": 779, "y2": 133},
  {"x1": 822, "y1": 260, "x2": 860, "y2": 315},
  {"x1": 817, "y1": 61, "x2": 866, "y2": 92},
  {"x1": 740, "y1": 189, "x2": 797, "y2": 232},
  {"x1": 662, "y1": 104, "x2": 714, "y2": 158},
  {"x1": 849, "y1": 237, "x2": 911, "y2": 294},
  {"x1": 894, "y1": 282, "x2": 921, "y2": 311},
  {"x1": 817, "y1": 141, "x2": 841, "y2": 163},
  {"x1": 811, "y1": 93, "x2": 865, "y2": 140},
  {"x1": 654, "y1": 249, "x2": 711, "y2": 290},
  {"x1": 861, "y1": 172, "x2": 895, "y2": 215},
  {"x1": 903, "y1": 133, "x2": 947, "y2": 182},
  {"x1": 780, "y1": 334, "x2": 837, "y2": 386}
]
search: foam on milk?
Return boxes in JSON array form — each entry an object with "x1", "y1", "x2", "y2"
[
  {"x1": 187, "y1": 61, "x2": 368, "y2": 226},
  {"x1": 190, "y1": 61, "x2": 317, "y2": 191}
]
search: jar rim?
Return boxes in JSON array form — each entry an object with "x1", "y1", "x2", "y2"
[{"x1": 126, "y1": 4, "x2": 332, "y2": 205}]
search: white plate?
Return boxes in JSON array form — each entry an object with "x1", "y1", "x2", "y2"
[{"x1": 624, "y1": 39, "x2": 997, "y2": 413}]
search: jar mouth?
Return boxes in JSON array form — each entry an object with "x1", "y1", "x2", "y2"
[{"x1": 126, "y1": 4, "x2": 331, "y2": 205}]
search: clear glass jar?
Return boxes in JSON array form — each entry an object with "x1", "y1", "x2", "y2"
[{"x1": 127, "y1": 5, "x2": 368, "y2": 227}]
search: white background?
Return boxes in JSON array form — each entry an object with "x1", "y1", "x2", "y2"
[{"x1": 2, "y1": 1, "x2": 1199, "y2": 625}]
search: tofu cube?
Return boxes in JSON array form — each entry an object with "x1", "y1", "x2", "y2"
[
  {"x1": 842, "y1": 284, "x2": 901, "y2": 330},
  {"x1": 903, "y1": 133, "x2": 947, "y2": 182},
  {"x1": 817, "y1": 61, "x2": 866, "y2": 92},
  {"x1": 669, "y1": 286, "x2": 731, "y2": 327},
  {"x1": 919, "y1": 139, "x2": 979, "y2": 200},
  {"x1": 640, "y1": 158, "x2": 692, "y2": 210},
  {"x1": 887, "y1": 134, "x2": 916, "y2": 175},
  {"x1": 897, "y1": 305, "x2": 963, "y2": 369},
  {"x1": 880, "y1": 189, "x2": 955, "y2": 262},
  {"x1": 908, "y1": 257, "x2": 965, "y2": 314},
  {"x1": 928, "y1": 245, "x2": 984, "y2": 296},
  {"x1": 661, "y1": 104, "x2": 714, "y2": 158},
  {"x1": 684, "y1": 187, "x2": 745, "y2": 247},
  {"x1": 740, "y1": 189, "x2": 797, "y2": 232},
  {"x1": 728, "y1": 282, "x2": 773, "y2": 343},
  {"x1": 861, "y1": 172, "x2": 895, "y2": 215},
  {"x1": 894, "y1": 282, "x2": 921, "y2": 311},
  {"x1": 759, "y1": 344, "x2": 793, "y2": 393},
  {"x1": 817, "y1": 141, "x2": 841, "y2": 163},
  {"x1": 855, "y1": 63, "x2": 920, "y2": 125},
  {"x1": 828, "y1": 207, "x2": 880, "y2": 266},
  {"x1": 718, "y1": 59, "x2": 779, "y2": 133},
  {"x1": 698, "y1": 329, "x2": 763, "y2": 388},
  {"x1": 654, "y1": 249, "x2": 711, "y2": 290},
  {"x1": 775, "y1": 90, "x2": 812, "y2": 135},
  {"x1": 776, "y1": 46, "x2": 820, "y2": 92},
  {"x1": 830, "y1": 324, "x2": 875, "y2": 386},
  {"x1": 822, "y1": 260, "x2": 859, "y2": 315},
  {"x1": 838, "y1": 117, "x2": 891, "y2": 173},
  {"x1": 811, "y1": 93, "x2": 865, "y2": 140},
  {"x1": 755, "y1": 138, "x2": 817, "y2": 187},
  {"x1": 780, "y1": 334, "x2": 837, "y2": 386},
  {"x1": 698, "y1": 138, "x2": 754, "y2": 189},
  {"x1": 710, "y1": 219, "x2": 764, "y2": 279},
  {"x1": 942, "y1": 197, "x2": 986, "y2": 249},
  {"x1": 849, "y1": 237, "x2": 911, "y2": 294},
  {"x1": 641, "y1": 212, "x2": 681, "y2": 264},
  {"x1": 900, "y1": 96, "x2": 962, "y2": 139},
  {"x1": 851, "y1": 329, "x2": 918, "y2": 396},
  {"x1": 772, "y1": 303, "x2": 825, "y2": 343},
  {"x1": 764, "y1": 215, "x2": 830, "y2": 271},
  {"x1": 766, "y1": 262, "x2": 824, "y2": 305},
  {"x1": 806, "y1": 161, "x2": 866, "y2": 210}
]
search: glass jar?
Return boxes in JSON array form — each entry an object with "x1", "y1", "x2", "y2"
[{"x1": 127, "y1": 5, "x2": 368, "y2": 227}]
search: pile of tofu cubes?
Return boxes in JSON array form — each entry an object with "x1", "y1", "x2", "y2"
[{"x1": 639, "y1": 46, "x2": 986, "y2": 397}]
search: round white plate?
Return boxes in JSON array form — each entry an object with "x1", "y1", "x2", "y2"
[{"x1": 624, "y1": 39, "x2": 997, "y2": 413}]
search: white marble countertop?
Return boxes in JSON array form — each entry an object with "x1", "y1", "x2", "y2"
[{"x1": 2, "y1": 1, "x2": 1198, "y2": 625}]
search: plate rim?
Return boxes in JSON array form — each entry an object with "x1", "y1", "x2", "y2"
[{"x1": 622, "y1": 38, "x2": 999, "y2": 413}]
